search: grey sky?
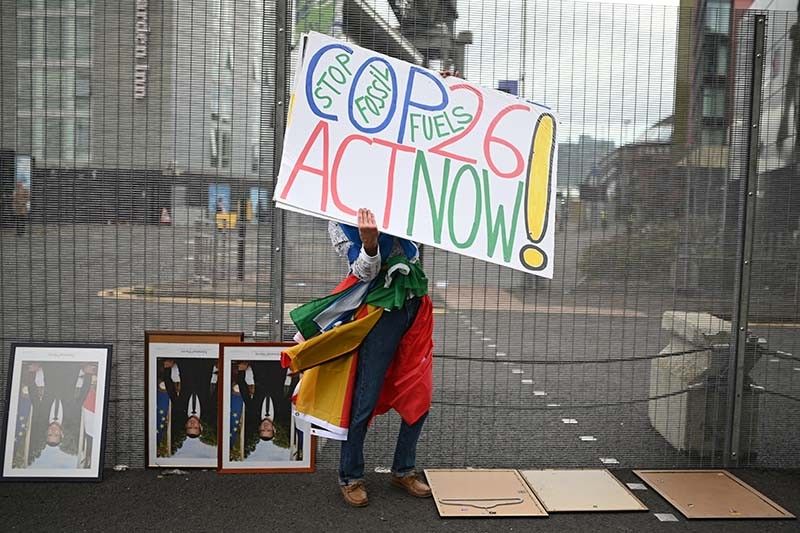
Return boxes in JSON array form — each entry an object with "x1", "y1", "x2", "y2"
[{"x1": 456, "y1": 0, "x2": 681, "y2": 144}]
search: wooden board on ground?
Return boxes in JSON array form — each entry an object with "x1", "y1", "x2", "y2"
[
  {"x1": 634, "y1": 470, "x2": 795, "y2": 519},
  {"x1": 424, "y1": 469, "x2": 548, "y2": 518},
  {"x1": 520, "y1": 469, "x2": 648, "y2": 512}
]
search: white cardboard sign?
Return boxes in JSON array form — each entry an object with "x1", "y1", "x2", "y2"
[{"x1": 275, "y1": 32, "x2": 558, "y2": 276}]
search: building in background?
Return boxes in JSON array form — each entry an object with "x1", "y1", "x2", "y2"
[
  {"x1": 748, "y1": 0, "x2": 799, "y2": 288},
  {"x1": 0, "y1": 0, "x2": 267, "y2": 224},
  {"x1": 0, "y1": 0, "x2": 472, "y2": 224},
  {"x1": 314, "y1": 0, "x2": 472, "y2": 73}
]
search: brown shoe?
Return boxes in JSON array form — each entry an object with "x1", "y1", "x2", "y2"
[
  {"x1": 390, "y1": 473, "x2": 432, "y2": 498},
  {"x1": 340, "y1": 480, "x2": 369, "y2": 507}
]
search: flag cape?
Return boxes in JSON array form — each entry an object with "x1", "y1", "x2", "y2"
[{"x1": 283, "y1": 260, "x2": 433, "y2": 440}]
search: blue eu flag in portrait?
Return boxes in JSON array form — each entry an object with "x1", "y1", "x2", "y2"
[
  {"x1": 229, "y1": 390, "x2": 244, "y2": 447},
  {"x1": 156, "y1": 389, "x2": 170, "y2": 444},
  {"x1": 15, "y1": 392, "x2": 32, "y2": 445}
]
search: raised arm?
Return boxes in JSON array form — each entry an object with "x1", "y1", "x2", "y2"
[{"x1": 328, "y1": 208, "x2": 382, "y2": 282}]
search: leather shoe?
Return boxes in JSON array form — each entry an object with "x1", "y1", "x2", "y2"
[
  {"x1": 340, "y1": 480, "x2": 369, "y2": 507},
  {"x1": 390, "y1": 473, "x2": 432, "y2": 498}
]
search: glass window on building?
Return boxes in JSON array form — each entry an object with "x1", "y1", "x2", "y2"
[
  {"x1": 715, "y1": 45, "x2": 728, "y2": 76},
  {"x1": 17, "y1": 69, "x2": 32, "y2": 110},
  {"x1": 221, "y1": 131, "x2": 231, "y2": 168},
  {"x1": 76, "y1": 67, "x2": 90, "y2": 113},
  {"x1": 46, "y1": 69, "x2": 63, "y2": 108},
  {"x1": 61, "y1": 117, "x2": 75, "y2": 161},
  {"x1": 32, "y1": 118, "x2": 44, "y2": 160},
  {"x1": 62, "y1": 16, "x2": 76, "y2": 60},
  {"x1": 44, "y1": 69, "x2": 74, "y2": 111},
  {"x1": 704, "y1": 42, "x2": 728, "y2": 76},
  {"x1": 701, "y1": 127, "x2": 727, "y2": 145},
  {"x1": 61, "y1": 68, "x2": 76, "y2": 113},
  {"x1": 76, "y1": 0, "x2": 93, "y2": 9},
  {"x1": 17, "y1": 19, "x2": 33, "y2": 62},
  {"x1": 210, "y1": 127, "x2": 219, "y2": 167},
  {"x1": 76, "y1": 117, "x2": 90, "y2": 161},
  {"x1": 702, "y1": 86, "x2": 726, "y2": 118},
  {"x1": 17, "y1": 120, "x2": 33, "y2": 155},
  {"x1": 76, "y1": 16, "x2": 91, "y2": 60},
  {"x1": 705, "y1": 0, "x2": 731, "y2": 35},
  {"x1": 31, "y1": 68, "x2": 45, "y2": 112},
  {"x1": 45, "y1": 16, "x2": 62, "y2": 60},
  {"x1": 45, "y1": 117, "x2": 63, "y2": 160},
  {"x1": 251, "y1": 140, "x2": 259, "y2": 172}
]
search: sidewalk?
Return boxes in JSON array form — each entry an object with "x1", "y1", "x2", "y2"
[{"x1": 1, "y1": 468, "x2": 797, "y2": 532}]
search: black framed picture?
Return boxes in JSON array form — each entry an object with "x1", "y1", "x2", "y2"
[
  {"x1": 145, "y1": 331, "x2": 243, "y2": 468},
  {"x1": 1, "y1": 343, "x2": 113, "y2": 481},
  {"x1": 218, "y1": 343, "x2": 314, "y2": 474}
]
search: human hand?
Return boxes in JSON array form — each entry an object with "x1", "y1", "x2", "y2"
[
  {"x1": 357, "y1": 208, "x2": 379, "y2": 256},
  {"x1": 163, "y1": 359, "x2": 175, "y2": 369},
  {"x1": 237, "y1": 362, "x2": 249, "y2": 371}
]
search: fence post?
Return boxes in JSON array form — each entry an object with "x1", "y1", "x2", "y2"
[
  {"x1": 725, "y1": 13, "x2": 767, "y2": 467},
  {"x1": 269, "y1": 0, "x2": 290, "y2": 341}
]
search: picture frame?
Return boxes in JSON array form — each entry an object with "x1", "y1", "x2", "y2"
[
  {"x1": 1, "y1": 343, "x2": 113, "y2": 482},
  {"x1": 218, "y1": 343, "x2": 315, "y2": 474},
  {"x1": 145, "y1": 331, "x2": 243, "y2": 468}
]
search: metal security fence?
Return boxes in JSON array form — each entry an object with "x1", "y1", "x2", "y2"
[{"x1": 1, "y1": 0, "x2": 798, "y2": 472}]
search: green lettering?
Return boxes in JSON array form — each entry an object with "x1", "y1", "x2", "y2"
[
  {"x1": 452, "y1": 105, "x2": 473, "y2": 125},
  {"x1": 407, "y1": 151, "x2": 450, "y2": 243},
  {"x1": 433, "y1": 114, "x2": 447, "y2": 138},
  {"x1": 448, "y1": 164, "x2": 482, "y2": 249},
  {"x1": 335, "y1": 53, "x2": 352, "y2": 75},
  {"x1": 483, "y1": 171, "x2": 524, "y2": 261},
  {"x1": 443, "y1": 110, "x2": 464, "y2": 134}
]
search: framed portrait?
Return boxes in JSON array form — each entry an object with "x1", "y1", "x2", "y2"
[
  {"x1": 1, "y1": 343, "x2": 112, "y2": 482},
  {"x1": 145, "y1": 331, "x2": 243, "y2": 468},
  {"x1": 218, "y1": 343, "x2": 315, "y2": 473}
]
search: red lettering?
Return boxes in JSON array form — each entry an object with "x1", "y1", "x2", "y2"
[
  {"x1": 483, "y1": 104, "x2": 530, "y2": 179},
  {"x1": 331, "y1": 134, "x2": 372, "y2": 216},
  {"x1": 373, "y1": 138, "x2": 415, "y2": 228},
  {"x1": 279, "y1": 121, "x2": 330, "y2": 211},
  {"x1": 429, "y1": 84, "x2": 484, "y2": 164}
]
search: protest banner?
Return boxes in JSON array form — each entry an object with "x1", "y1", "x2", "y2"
[{"x1": 275, "y1": 32, "x2": 558, "y2": 277}]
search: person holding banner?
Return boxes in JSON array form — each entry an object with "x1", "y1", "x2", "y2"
[{"x1": 282, "y1": 207, "x2": 435, "y2": 507}]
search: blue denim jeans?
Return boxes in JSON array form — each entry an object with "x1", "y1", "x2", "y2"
[{"x1": 339, "y1": 296, "x2": 428, "y2": 485}]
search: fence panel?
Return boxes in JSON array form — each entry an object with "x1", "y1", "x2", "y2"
[{"x1": 0, "y1": 0, "x2": 797, "y2": 470}]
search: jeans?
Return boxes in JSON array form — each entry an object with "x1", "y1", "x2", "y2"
[{"x1": 339, "y1": 296, "x2": 428, "y2": 485}]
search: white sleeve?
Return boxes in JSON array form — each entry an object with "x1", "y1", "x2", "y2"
[
  {"x1": 34, "y1": 368, "x2": 45, "y2": 387},
  {"x1": 171, "y1": 364, "x2": 181, "y2": 383},
  {"x1": 350, "y1": 247, "x2": 381, "y2": 282},
  {"x1": 245, "y1": 366, "x2": 255, "y2": 386},
  {"x1": 328, "y1": 221, "x2": 381, "y2": 282}
]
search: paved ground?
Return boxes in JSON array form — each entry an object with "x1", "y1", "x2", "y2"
[
  {"x1": 0, "y1": 468, "x2": 797, "y2": 532},
  {"x1": 1, "y1": 219, "x2": 798, "y2": 471}
]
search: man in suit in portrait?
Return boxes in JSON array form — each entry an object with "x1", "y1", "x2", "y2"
[
  {"x1": 160, "y1": 358, "x2": 217, "y2": 439},
  {"x1": 235, "y1": 360, "x2": 289, "y2": 443}
]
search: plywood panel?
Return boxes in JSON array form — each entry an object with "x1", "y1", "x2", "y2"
[
  {"x1": 634, "y1": 470, "x2": 795, "y2": 519},
  {"x1": 521, "y1": 469, "x2": 648, "y2": 512},
  {"x1": 424, "y1": 469, "x2": 548, "y2": 518}
]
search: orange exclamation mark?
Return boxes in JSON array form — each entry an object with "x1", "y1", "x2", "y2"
[{"x1": 520, "y1": 113, "x2": 556, "y2": 271}]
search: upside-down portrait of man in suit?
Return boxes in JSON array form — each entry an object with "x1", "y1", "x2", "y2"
[
  {"x1": 158, "y1": 358, "x2": 218, "y2": 456},
  {"x1": 16, "y1": 362, "x2": 96, "y2": 469},
  {"x1": 231, "y1": 360, "x2": 294, "y2": 460}
]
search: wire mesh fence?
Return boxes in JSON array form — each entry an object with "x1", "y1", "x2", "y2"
[{"x1": 0, "y1": 0, "x2": 798, "y2": 471}]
